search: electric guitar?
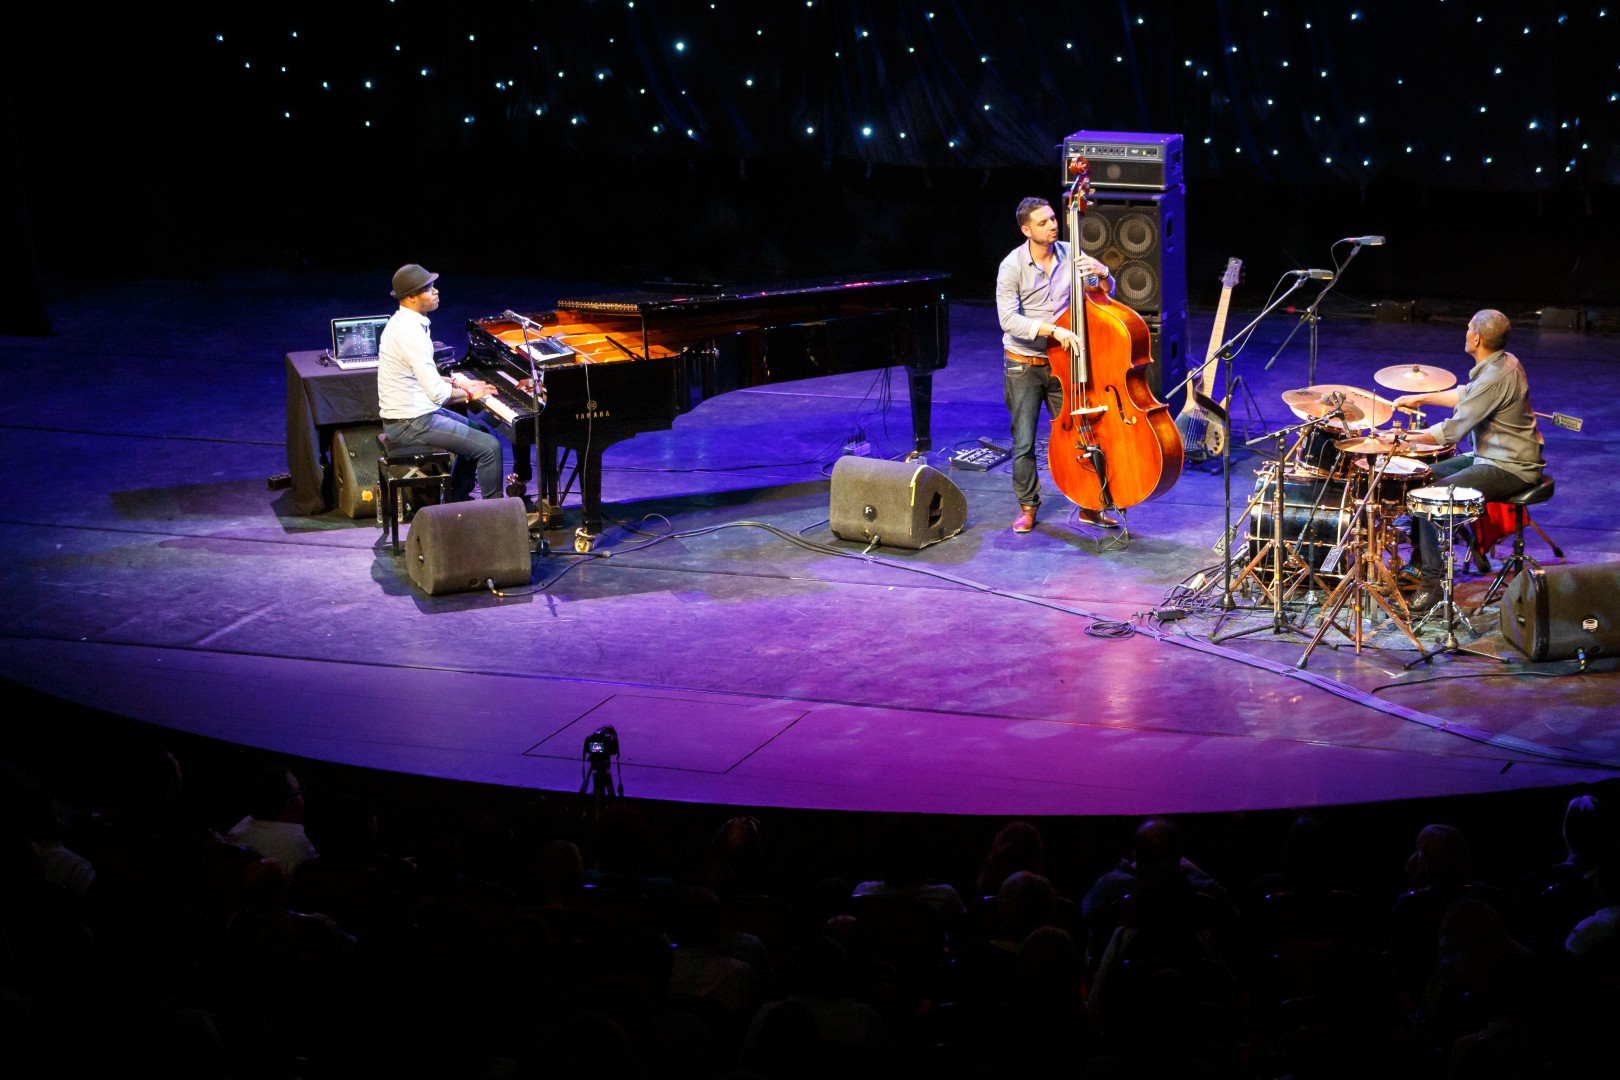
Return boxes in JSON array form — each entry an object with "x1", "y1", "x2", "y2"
[{"x1": 1175, "y1": 257, "x2": 1243, "y2": 462}]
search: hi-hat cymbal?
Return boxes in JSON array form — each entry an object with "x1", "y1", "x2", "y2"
[
  {"x1": 1333, "y1": 435, "x2": 1400, "y2": 455},
  {"x1": 1374, "y1": 362, "x2": 1457, "y2": 393},
  {"x1": 1281, "y1": 388, "x2": 1365, "y2": 423}
]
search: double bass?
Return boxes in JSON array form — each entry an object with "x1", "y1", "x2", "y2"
[{"x1": 1046, "y1": 158, "x2": 1183, "y2": 515}]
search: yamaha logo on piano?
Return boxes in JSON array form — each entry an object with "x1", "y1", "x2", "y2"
[{"x1": 576, "y1": 399, "x2": 611, "y2": 420}]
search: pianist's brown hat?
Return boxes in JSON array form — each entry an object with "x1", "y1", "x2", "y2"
[{"x1": 390, "y1": 263, "x2": 439, "y2": 298}]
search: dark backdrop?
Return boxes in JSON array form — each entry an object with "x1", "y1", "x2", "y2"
[{"x1": 8, "y1": 1, "x2": 1618, "y2": 320}]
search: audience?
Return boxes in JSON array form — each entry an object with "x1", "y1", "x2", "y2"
[{"x1": 2, "y1": 731, "x2": 1616, "y2": 1079}]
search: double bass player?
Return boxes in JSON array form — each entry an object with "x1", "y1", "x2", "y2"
[{"x1": 996, "y1": 196, "x2": 1121, "y2": 533}]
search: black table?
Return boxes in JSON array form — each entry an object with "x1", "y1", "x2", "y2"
[{"x1": 284, "y1": 350, "x2": 379, "y2": 515}]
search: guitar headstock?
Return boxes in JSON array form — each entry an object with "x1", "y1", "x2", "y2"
[{"x1": 1221, "y1": 256, "x2": 1243, "y2": 290}]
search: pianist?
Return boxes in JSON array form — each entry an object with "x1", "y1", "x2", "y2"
[{"x1": 377, "y1": 264, "x2": 507, "y2": 501}]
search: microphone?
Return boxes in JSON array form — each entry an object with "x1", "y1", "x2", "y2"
[
  {"x1": 503, "y1": 309, "x2": 539, "y2": 328},
  {"x1": 1344, "y1": 235, "x2": 1386, "y2": 246},
  {"x1": 1286, "y1": 269, "x2": 1336, "y2": 280}
]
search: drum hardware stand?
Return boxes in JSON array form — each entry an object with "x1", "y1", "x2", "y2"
[
  {"x1": 1201, "y1": 275, "x2": 1314, "y2": 628},
  {"x1": 1406, "y1": 488, "x2": 1492, "y2": 668},
  {"x1": 1297, "y1": 453, "x2": 1427, "y2": 668},
  {"x1": 1212, "y1": 419, "x2": 1341, "y2": 642}
]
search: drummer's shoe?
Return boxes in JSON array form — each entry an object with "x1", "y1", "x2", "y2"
[
  {"x1": 1408, "y1": 580, "x2": 1444, "y2": 614},
  {"x1": 1078, "y1": 507, "x2": 1122, "y2": 529},
  {"x1": 1013, "y1": 505, "x2": 1038, "y2": 533}
]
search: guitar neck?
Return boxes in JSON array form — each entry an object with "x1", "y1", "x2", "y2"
[{"x1": 1199, "y1": 258, "x2": 1243, "y2": 398}]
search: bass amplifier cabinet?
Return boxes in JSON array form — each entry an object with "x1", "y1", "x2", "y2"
[
  {"x1": 1075, "y1": 187, "x2": 1188, "y2": 399},
  {"x1": 1499, "y1": 562, "x2": 1620, "y2": 662},
  {"x1": 1060, "y1": 130, "x2": 1184, "y2": 191}
]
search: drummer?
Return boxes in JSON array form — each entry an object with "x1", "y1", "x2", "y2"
[{"x1": 1374, "y1": 309, "x2": 1545, "y2": 612}]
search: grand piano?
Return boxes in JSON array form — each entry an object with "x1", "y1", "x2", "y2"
[{"x1": 454, "y1": 272, "x2": 950, "y2": 549}]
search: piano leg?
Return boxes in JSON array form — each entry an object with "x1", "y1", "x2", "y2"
[
  {"x1": 906, "y1": 366, "x2": 936, "y2": 453},
  {"x1": 575, "y1": 443, "x2": 609, "y2": 549},
  {"x1": 535, "y1": 439, "x2": 565, "y2": 530}
]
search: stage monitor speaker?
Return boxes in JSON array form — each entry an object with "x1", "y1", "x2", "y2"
[
  {"x1": 332, "y1": 424, "x2": 384, "y2": 519},
  {"x1": 405, "y1": 499, "x2": 532, "y2": 596},
  {"x1": 1076, "y1": 187, "x2": 1188, "y2": 399},
  {"x1": 1500, "y1": 562, "x2": 1620, "y2": 662},
  {"x1": 829, "y1": 456, "x2": 966, "y2": 550}
]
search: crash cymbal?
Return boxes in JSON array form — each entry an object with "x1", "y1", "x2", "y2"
[
  {"x1": 1333, "y1": 435, "x2": 1400, "y2": 455},
  {"x1": 1303, "y1": 383, "x2": 1394, "y2": 429},
  {"x1": 1374, "y1": 362, "x2": 1457, "y2": 393},
  {"x1": 1281, "y1": 387, "x2": 1366, "y2": 425}
]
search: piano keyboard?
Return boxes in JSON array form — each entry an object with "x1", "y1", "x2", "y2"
[{"x1": 451, "y1": 371, "x2": 520, "y2": 425}]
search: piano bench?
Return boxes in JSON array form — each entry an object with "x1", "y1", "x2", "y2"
[{"x1": 376, "y1": 436, "x2": 453, "y2": 554}]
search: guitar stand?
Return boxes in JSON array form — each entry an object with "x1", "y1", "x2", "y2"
[{"x1": 1224, "y1": 374, "x2": 1268, "y2": 445}]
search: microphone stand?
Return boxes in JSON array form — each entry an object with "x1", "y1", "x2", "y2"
[
  {"x1": 1265, "y1": 244, "x2": 1368, "y2": 384},
  {"x1": 502, "y1": 310, "x2": 549, "y2": 554},
  {"x1": 1205, "y1": 275, "x2": 1311, "y2": 635}
]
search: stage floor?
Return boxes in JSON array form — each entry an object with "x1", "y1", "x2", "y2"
[{"x1": 3, "y1": 271, "x2": 1617, "y2": 815}]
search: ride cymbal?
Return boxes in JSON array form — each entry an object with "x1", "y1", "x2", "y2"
[{"x1": 1374, "y1": 363, "x2": 1457, "y2": 393}]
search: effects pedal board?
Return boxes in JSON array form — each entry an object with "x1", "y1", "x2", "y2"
[{"x1": 951, "y1": 438, "x2": 1012, "y2": 472}]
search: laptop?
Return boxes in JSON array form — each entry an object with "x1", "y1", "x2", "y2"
[{"x1": 328, "y1": 314, "x2": 393, "y2": 369}]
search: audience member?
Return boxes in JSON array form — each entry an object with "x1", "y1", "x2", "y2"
[
  {"x1": 1512, "y1": 793, "x2": 1612, "y2": 950},
  {"x1": 973, "y1": 820, "x2": 1047, "y2": 897},
  {"x1": 1389, "y1": 823, "x2": 1505, "y2": 1002},
  {"x1": 667, "y1": 885, "x2": 763, "y2": 1015},
  {"x1": 851, "y1": 816, "x2": 965, "y2": 920},
  {"x1": 223, "y1": 764, "x2": 318, "y2": 871}
]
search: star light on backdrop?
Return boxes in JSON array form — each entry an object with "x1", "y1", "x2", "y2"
[{"x1": 198, "y1": 0, "x2": 1617, "y2": 189}]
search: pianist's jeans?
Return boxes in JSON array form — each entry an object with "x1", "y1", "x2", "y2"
[
  {"x1": 1411, "y1": 454, "x2": 1529, "y2": 581},
  {"x1": 384, "y1": 408, "x2": 505, "y2": 501},
  {"x1": 1005, "y1": 357, "x2": 1063, "y2": 509}
]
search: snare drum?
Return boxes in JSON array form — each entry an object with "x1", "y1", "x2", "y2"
[{"x1": 1406, "y1": 485, "x2": 1485, "y2": 523}]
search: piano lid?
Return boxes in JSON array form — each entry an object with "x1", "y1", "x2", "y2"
[{"x1": 554, "y1": 270, "x2": 951, "y2": 315}]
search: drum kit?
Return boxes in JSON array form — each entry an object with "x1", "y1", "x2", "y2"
[{"x1": 1222, "y1": 361, "x2": 1485, "y2": 664}]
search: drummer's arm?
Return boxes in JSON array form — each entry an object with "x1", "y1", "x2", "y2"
[{"x1": 1393, "y1": 389, "x2": 1461, "y2": 412}]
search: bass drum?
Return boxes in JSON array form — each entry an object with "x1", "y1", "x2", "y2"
[{"x1": 1246, "y1": 468, "x2": 1356, "y2": 579}]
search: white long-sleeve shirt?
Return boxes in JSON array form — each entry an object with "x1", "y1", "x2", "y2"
[{"x1": 377, "y1": 306, "x2": 453, "y2": 420}]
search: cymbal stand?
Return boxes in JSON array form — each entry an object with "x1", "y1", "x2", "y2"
[
  {"x1": 1212, "y1": 422, "x2": 1338, "y2": 642},
  {"x1": 1205, "y1": 275, "x2": 1313, "y2": 624},
  {"x1": 1297, "y1": 453, "x2": 1425, "y2": 668}
]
